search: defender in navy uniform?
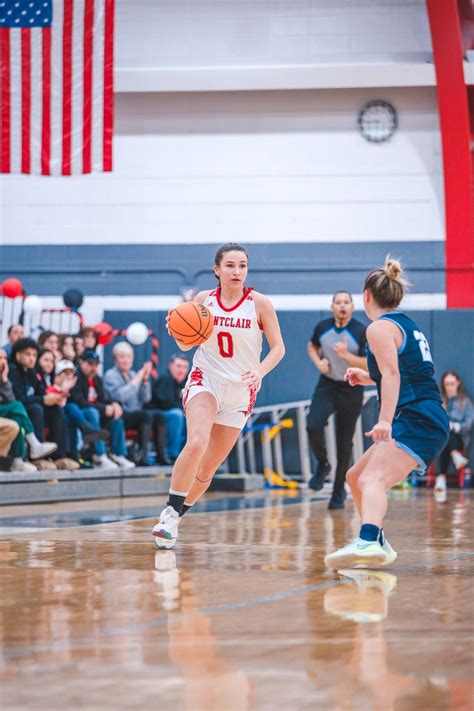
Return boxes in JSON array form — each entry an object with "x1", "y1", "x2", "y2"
[
  {"x1": 307, "y1": 291, "x2": 367, "y2": 508},
  {"x1": 325, "y1": 258, "x2": 449, "y2": 569}
]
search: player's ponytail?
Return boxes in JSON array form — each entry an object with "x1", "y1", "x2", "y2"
[
  {"x1": 214, "y1": 243, "x2": 249, "y2": 283},
  {"x1": 364, "y1": 255, "x2": 409, "y2": 309}
]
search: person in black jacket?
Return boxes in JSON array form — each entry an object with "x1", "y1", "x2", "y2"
[
  {"x1": 147, "y1": 354, "x2": 190, "y2": 461},
  {"x1": 69, "y1": 349, "x2": 135, "y2": 470},
  {"x1": 9, "y1": 338, "x2": 69, "y2": 463}
]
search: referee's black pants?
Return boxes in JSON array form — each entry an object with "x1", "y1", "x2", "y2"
[{"x1": 307, "y1": 375, "x2": 363, "y2": 496}]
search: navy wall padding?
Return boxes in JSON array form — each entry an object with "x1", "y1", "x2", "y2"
[
  {"x1": 0, "y1": 242, "x2": 445, "y2": 295},
  {"x1": 103, "y1": 309, "x2": 474, "y2": 403}
]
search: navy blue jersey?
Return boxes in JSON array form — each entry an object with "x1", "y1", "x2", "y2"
[{"x1": 367, "y1": 312, "x2": 441, "y2": 408}]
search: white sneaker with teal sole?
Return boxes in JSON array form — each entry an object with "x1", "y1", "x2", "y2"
[
  {"x1": 152, "y1": 506, "x2": 180, "y2": 549},
  {"x1": 325, "y1": 538, "x2": 389, "y2": 569}
]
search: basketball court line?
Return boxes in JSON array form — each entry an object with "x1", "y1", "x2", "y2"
[
  {"x1": 3, "y1": 551, "x2": 473, "y2": 661},
  {"x1": 0, "y1": 491, "x2": 328, "y2": 531}
]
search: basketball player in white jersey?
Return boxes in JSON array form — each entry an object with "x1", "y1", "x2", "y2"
[{"x1": 152, "y1": 243, "x2": 285, "y2": 548}]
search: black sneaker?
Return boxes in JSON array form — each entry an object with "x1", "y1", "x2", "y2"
[
  {"x1": 328, "y1": 489, "x2": 346, "y2": 509},
  {"x1": 77, "y1": 457, "x2": 94, "y2": 470},
  {"x1": 308, "y1": 461, "x2": 331, "y2": 491}
]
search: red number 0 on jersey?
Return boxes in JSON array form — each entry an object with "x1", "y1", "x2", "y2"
[{"x1": 217, "y1": 332, "x2": 234, "y2": 358}]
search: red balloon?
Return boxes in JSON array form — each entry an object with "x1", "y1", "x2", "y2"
[
  {"x1": 1, "y1": 278, "x2": 24, "y2": 299},
  {"x1": 94, "y1": 321, "x2": 114, "y2": 346}
]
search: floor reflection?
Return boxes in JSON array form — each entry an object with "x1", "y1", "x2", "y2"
[{"x1": 155, "y1": 550, "x2": 251, "y2": 710}]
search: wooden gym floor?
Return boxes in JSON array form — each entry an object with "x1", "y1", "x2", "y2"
[{"x1": 0, "y1": 488, "x2": 473, "y2": 710}]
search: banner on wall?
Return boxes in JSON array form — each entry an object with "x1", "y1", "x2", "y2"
[{"x1": 0, "y1": 0, "x2": 114, "y2": 176}]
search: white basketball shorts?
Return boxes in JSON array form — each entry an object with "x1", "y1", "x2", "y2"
[{"x1": 182, "y1": 367, "x2": 257, "y2": 430}]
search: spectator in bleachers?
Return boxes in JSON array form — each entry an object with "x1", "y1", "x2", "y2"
[
  {"x1": 435, "y1": 371, "x2": 473, "y2": 492},
  {"x1": 104, "y1": 342, "x2": 170, "y2": 465},
  {"x1": 81, "y1": 327, "x2": 98, "y2": 350},
  {"x1": 70, "y1": 349, "x2": 135, "y2": 470},
  {"x1": 38, "y1": 330, "x2": 61, "y2": 362},
  {"x1": 58, "y1": 334, "x2": 76, "y2": 361},
  {"x1": 37, "y1": 348, "x2": 55, "y2": 388},
  {"x1": 147, "y1": 354, "x2": 189, "y2": 462},
  {"x1": 50, "y1": 358, "x2": 110, "y2": 461},
  {"x1": 0, "y1": 418, "x2": 19, "y2": 471},
  {"x1": 0, "y1": 347, "x2": 57, "y2": 471},
  {"x1": 74, "y1": 334, "x2": 85, "y2": 360},
  {"x1": 9, "y1": 338, "x2": 78, "y2": 470},
  {"x1": 3, "y1": 324, "x2": 24, "y2": 358}
]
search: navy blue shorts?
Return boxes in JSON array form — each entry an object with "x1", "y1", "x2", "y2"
[{"x1": 392, "y1": 399, "x2": 449, "y2": 473}]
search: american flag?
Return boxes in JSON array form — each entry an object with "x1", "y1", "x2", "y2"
[{"x1": 0, "y1": 0, "x2": 114, "y2": 175}]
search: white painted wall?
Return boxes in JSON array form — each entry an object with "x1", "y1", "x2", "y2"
[
  {"x1": 1, "y1": 86, "x2": 444, "y2": 246},
  {"x1": 115, "y1": 0, "x2": 433, "y2": 68}
]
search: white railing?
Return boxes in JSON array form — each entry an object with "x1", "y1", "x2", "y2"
[{"x1": 236, "y1": 392, "x2": 376, "y2": 483}]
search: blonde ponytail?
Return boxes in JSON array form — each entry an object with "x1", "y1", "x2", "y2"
[{"x1": 364, "y1": 256, "x2": 409, "y2": 309}]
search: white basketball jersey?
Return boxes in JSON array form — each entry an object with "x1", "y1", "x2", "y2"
[{"x1": 193, "y1": 287, "x2": 263, "y2": 382}]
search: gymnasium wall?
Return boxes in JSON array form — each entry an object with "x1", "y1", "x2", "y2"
[
  {"x1": 0, "y1": 85, "x2": 444, "y2": 311},
  {"x1": 115, "y1": 0, "x2": 432, "y2": 67}
]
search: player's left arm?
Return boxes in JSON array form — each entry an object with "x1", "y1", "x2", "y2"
[
  {"x1": 365, "y1": 320, "x2": 401, "y2": 443},
  {"x1": 241, "y1": 293, "x2": 285, "y2": 390}
]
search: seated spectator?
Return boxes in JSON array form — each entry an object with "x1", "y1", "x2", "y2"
[
  {"x1": 38, "y1": 330, "x2": 61, "y2": 362},
  {"x1": 3, "y1": 324, "x2": 24, "y2": 358},
  {"x1": 147, "y1": 354, "x2": 189, "y2": 461},
  {"x1": 74, "y1": 334, "x2": 85, "y2": 361},
  {"x1": 0, "y1": 418, "x2": 19, "y2": 471},
  {"x1": 58, "y1": 334, "x2": 76, "y2": 361},
  {"x1": 9, "y1": 338, "x2": 78, "y2": 470},
  {"x1": 37, "y1": 348, "x2": 55, "y2": 388},
  {"x1": 70, "y1": 349, "x2": 135, "y2": 470},
  {"x1": 0, "y1": 347, "x2": 57, "y2": 472},
  {"x1": 435, "y1": 371, "x2": 473, "y2": 492},
  {"x1": 81, "y1": 327, "x2": 99, "y2": 351},
  {"x1": 50, "y1": 358, "x2": 111, "y2": 460},
  {"x1": 104, "y1": 342, "x2": 170, "y2": 466}
]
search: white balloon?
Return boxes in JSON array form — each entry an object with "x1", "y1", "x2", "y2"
[
  {"x1": 126, "y1": 321, "x2": 149, "y2": 346},
  {"x1": 23, "y1": 295, "x2": 43, "y2": 314}
]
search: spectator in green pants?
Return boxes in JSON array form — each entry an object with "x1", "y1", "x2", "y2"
[{"x1": 0, "y1": 348, "x2": 57, "y2": 472}]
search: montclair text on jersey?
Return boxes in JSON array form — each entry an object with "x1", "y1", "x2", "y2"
[{"x1": 213, "y1": 316, "x2": 251, "y2": 329}]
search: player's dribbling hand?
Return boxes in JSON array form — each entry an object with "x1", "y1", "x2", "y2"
[
  {"x1": 241, "y1": 369, "x2": 262, "y2": 392},
  {"x1": 365, "y1": 420, "x2": 392, "y2": 444}
]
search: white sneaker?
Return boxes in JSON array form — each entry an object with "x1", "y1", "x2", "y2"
[
  {"x1": 324, "y1": 538, "x2": 389, "y2": 570},
  {"x1": 11, "y1": 459, "x2": 37, "y2": 473},
  {"x1": 152, "y1": 506, "x2": 180, "y2": 549},
  {"x1": 451, "y1": 450, "x2": 468, "y2": 470},
  {"x1": 29, "y1": 441, "x2": 58, "y2": 460},
  {"x1": 434, "y1": 474, "x2": 447, "y2": 491},
  {"x1": 109, "y1": 454, "x2": 136, "y2": 469},
  {"x1": 92, "y1": 454, "x2": 119, "y2": 470},
  {"x1": 381, "y1": 539, "x2": 398, "y2": 566}
]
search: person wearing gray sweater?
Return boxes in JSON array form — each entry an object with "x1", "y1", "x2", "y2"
[
  {"x1": 435, "y1": 370, "x2": 473, "y2": 491},
  {"x1": 104, "y1": 341, "x2": 170, "y2": 465}
]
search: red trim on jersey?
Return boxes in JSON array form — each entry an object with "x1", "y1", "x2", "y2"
[
  {"x1": 216, "y1": 286, "x2": 253, "y2": 313},
  {"x1": 257, "y1": 320, "x2": 263, "y2": 331}
]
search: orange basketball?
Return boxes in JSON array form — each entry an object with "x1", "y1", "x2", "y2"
[{"x1": 168, "y1": 301, "x2": 214, "y2": 346}]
